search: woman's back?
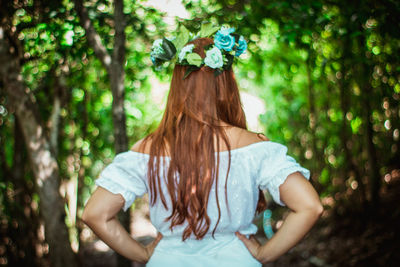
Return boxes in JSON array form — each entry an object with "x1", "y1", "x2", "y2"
[{"x1": 95, "y1": 126, "x2": 311, "y2": 266}]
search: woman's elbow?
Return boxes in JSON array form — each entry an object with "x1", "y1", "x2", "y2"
[
  {"x1": 81, "y1": 207, "x2": 99, "y2": 227},
  {"x1": 81, "y1": 208, "x2": 91, "y2": 225},
  {"x1": 300, "y1": 199, "x2": 323, "y2": 220},
  {"x1": 312, "y1": 200, "x2": 324, "y2": 218}
]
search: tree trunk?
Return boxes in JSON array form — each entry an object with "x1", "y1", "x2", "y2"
[
  {"x1": 11, "y1": 117, "x2": 39, "y2": 265},
  {"x1": 111, "y1": 1, "x2": 131, "y2": 266},
  {"x1": 354, "y1": 32, "x2": 381, "y2": 207},
  {"x1": 74, "y1": 1, "x2": 131, "y2": 266},
  {"x1": 338, "y1": 36, "x2": 367, "y2": 207},
  {"x1": 111, "y1": 0, "x2": 128, "y2": 155},
  {"x1": 0, "y1": 115, "x2": 40, "y2": 266},
  {"x1": 0, "y1": 27, "x2": 77, "y2": 267},
  {"x1": 305, "y1": 54, "x2": 321, "y2": 176},
  {"x1": 77, "y1": 86, "x2": 88, "y2": 250},
  {"x1": 362, "y1": 84, "x2": 381, "y2": 206}
]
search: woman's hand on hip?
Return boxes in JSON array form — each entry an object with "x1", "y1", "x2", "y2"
[
  {"x1": 235, "y1": 232, "x2": 263, "y2": 262},
  {"x1": 236, "y1": 173, "x2": 323, "y2": 264},
  {"x1": 144, "y1": 232, "x2": 163, "y2": 262}
]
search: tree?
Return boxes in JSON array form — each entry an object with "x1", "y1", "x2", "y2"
[
  {"x1": 0, "y1": 23, "x2": 77, "y2": 267},
  {"x1": 73, "y1": 0, "x2": 130, "y2": 265}
]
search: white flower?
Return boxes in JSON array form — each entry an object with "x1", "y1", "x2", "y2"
[
  {"x1": 204, "y1": 46, "x2": 223, "y2": 69},
  {"x1": 151, "y1": 39, "x2": 164, "y2": 55},
  {"x1": 218, "y1": 26, "x2": 235, "y2": 36},
  {"x1": 178, "y1": 44, "x2": 195, "y2": 63},
  {"x1": 152, "y1": 39, "x2": 163, "y2": 48}
]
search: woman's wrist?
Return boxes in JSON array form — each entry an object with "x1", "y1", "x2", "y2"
[
  {"x1": 138, "y1": 232, "x2": 163, "y2": 263},
  {"x1": 255, "y1": 245, "x2": 271, "y2": 264},
  {"x1": 259, "y1": 209, "x2": 321, "y2": 263}
]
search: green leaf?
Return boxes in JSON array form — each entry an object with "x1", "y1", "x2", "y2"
[
  {"x1": 154, "y1": 38, "x2": 176, "y2": 61},
  {"x1": 214, "y1": 68, "x2": 223, "y2": 77},
  {"x1": 183, "y1": 65, "x2": 200, "y2": 79},
  {"x1": 232, "y1": 33, "x2": 240, "y2": 42},
  {"x1": 37, "y1": 23, "x2": 47, "y2": 30},
  {"x1": 152, "y1": 58, "x2": 165, "y2": 67},
  {"x1": 199, "y1": 22, "x2": 219, "y2": 38},
  {"x1": 172, "y1": 25, "x2": 190, "y2": 51},
  {"x1": 223, "y1": 54, "x2": 234, "y2": 70},
  {"x1": 186, "y1": 53, "x2": 202, "y2": 67},
  {"x1": 204, "y1": 43, "x2": 213, "y2": 51},
  {"x1": 319, "y1": 168, "x2": 330, "y2": 185}
]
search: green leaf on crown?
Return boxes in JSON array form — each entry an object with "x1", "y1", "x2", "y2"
[
  {"x1": 223, "y1": 54, "x2": 234, "y2": 70},
  {"x1": 214, "y1": 68, "x2": 223, "y2": 77},
  {"x1": 204, "y1": 43, "x2": 213, "y2": 51},
  {"x1": 199, "y1": 22, "x2": 219, "y2": 38},
  {"x1": 173, "y1": 25, "x2": 190, "y2": 51},
  {"x1": 186, "y1": 53, "x2": 202, "y2": 67},
  {"x1": 155, "y1": 38, "x2": 177, "y2": 61},
  {"x1": 153, "y1": 58, "x2": 164, "y2": 68},
  {"x1": 232, "y1": 33, "x2": 240, "y2": 43},
  {"x1": 183, "y1": 65, "x2": 200, "y2": 79}
]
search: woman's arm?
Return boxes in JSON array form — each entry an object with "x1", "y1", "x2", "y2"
[
  {"x1": 81, "y1": 187, "x2": 162, "y2": 263},
  {"x1": 236, "y1": 171, "x2": 323, "y2": 263}
]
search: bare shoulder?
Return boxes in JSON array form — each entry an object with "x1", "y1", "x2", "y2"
[
  {"x1": 238, "y1": 128, "x2": 270, "y2": 143},
  {"x1": 130, "y1": 137, "x2": 151, "y2": 153},
  {"x1": 227, "y1": 127, "x2": 270, "y2": 148}
]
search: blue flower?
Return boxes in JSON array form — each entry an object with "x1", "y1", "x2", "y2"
[
  {"x1": 214, "y1": 26, "x2": 235, "y2": 51},
  {"x1": 204, "y1": 46, "x2": 223, "y2": 69},
  {"x1": 235, "y1": 36, "x2": 247, "y2": 57},
  {"x1": 178, "y1": 44, "x2": 195, "y2": 63}
]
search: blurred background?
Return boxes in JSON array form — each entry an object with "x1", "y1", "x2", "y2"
[{"x1": 0, "y1": 0, "x2": 399, "y2": 266}]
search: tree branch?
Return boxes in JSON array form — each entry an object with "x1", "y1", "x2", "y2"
[
  {"x1": 113, "y1": 0, "x2": 125, "y2": 64},
  {"x1": 74, "y1": 0, "x2": 112, "y2": 71}
]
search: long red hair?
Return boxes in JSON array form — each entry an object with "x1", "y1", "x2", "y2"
[{"x1": 141, "y1": 37, "x2": 266, "y2": 240}]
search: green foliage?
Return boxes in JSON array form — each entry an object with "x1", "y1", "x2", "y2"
[
  {"x1": 172, "y1": 25, "x2": 191, "y2": 51},
  {"x1": 184, "y1": 0, "x2": 400, "y2": 208},
  {"x1": 1, "y1": 0, "x2": 400, "y2": 265},
  {"x1": 199, "y1": 22, "x2": 219, "y2": 38},
  {"x1": 1, "y1": 0, "x2": 167, "y2": 263}
]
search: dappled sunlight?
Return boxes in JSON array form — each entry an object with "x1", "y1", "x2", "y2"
[
  {"x1": 2, "y1": 0, "x2": 400, "y2": 266},
  {"x1": 149, "y1": 76, "x2": 169, "y2": 106},
  {"x1": 93, "y1": 240, "x2": 111, "y2": 252},
  {"x1": 240, "y1": 92, "x2": 266, "y2": 132},
  {"x1": 131, "y1": 196, "x2": 157, "y2": 239},
  {"x1": 144, "y1": 0, "x2": 190, "y2": 19}
]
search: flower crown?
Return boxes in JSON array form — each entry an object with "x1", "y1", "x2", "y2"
[{"x1": 150, "y1": 23, "x2": 247, "y2": 79}]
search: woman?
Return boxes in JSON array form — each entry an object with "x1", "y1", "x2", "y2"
[{"x1": 82, "y1": 29, "x2": 323, "y2": 266}]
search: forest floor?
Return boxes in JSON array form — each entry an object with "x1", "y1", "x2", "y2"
[
  {"x1": 264, "y1": 176, "x2": 400, "y2": 267},
  {"x1": 79, "y1": 177, "x2": 400, "y2": 267}
]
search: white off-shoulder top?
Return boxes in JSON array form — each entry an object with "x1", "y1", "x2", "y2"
[{"x1": 96, "y1": 141, "x2": 310, "y2": 266}]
